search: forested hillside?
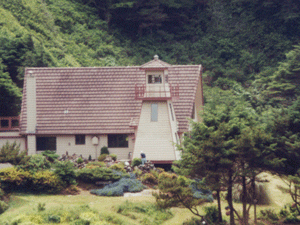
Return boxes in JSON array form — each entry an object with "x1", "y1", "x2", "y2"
[{"x1": 0, "y1": 0, "x2": 300, "y2": 116}]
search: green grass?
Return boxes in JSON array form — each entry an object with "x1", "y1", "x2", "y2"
[{"x1": 0, "y1": 173, "x2": 293, "y2": 224}]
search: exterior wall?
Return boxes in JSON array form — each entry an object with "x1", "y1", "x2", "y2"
[
  {"x1": 194, "y1": 67, "x2": 204, "y2": 123},
  {"x1": 26, "y1": 72, "x2": 37, "y2": 133},
  {"x1": 133, "y1": 101, "x2": 176, "y2": 161},
  {"x1": 0, "y1": 132, "x2": 26, "y2": 151},
  {"x1": 167, "y1": 101, "x2": 181, "y2": 160},
  {"x1": 54, "y1": 134, "x2": 133, "y2": 161},
  {"x1": 55, "y1": 135, "x2": 101, "y2": 159},
  {"x1": 27, "y1": 135, "x2": 36, "y2": 155},
  {"x1": 108, "y1": 134, "x2": 134, "y2": 161}
]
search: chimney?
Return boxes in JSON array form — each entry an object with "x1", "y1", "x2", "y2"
[{"x1": 26, "y1": 70, "x2": 37, "y2": 155}]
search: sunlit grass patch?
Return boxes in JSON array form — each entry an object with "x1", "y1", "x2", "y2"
[{"x1": 116, "y1": 200, "x2": 173, "y2": 225}]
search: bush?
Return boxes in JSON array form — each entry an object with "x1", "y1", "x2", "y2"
[
  {"x1": 260, "y1": 209, "x2": 280, "y2": 222},
  {"x1": 77, "y1": 157, "x2": 84, "y2": 164},
  {"x1": 100, "y1": 146, "x2": 109, "y2": 155},
  {"x1": 0, "y1": 141, "x2": 28, "y2": 165},
  {"x1": 90, "y1": 177, "x2": 145, "y2": 196},
  {"x1": 204, "y1": 206, "x2": 219, "y2": 223},
  {"x1": 86, "y1": 161, "x2": 106, "y2": 169},
  {"x1": 76, "y1": 167, "x2": 126, "y2": 183},
  {"x1": 32, "y1": 170, "x2": 63, "y2": 193},
  {"x1": 141, "y1": 173, "x2": 158, "y2": 185},
  {"x1": 0, "y1": 167, "x2": 63, "y2": 193},
  {"x1": 109, "y1": 163, "x2": 125, "y2": 172},
  {"x1": 182, "y1": 217, "x2": 202, "y2": 225},
  {"x1": 54, "y1": 161, "x2": 76, "y2": 186},
  {"x1": 0, "y1": 167, "x2": 32, "y2": 191},
  {"x1": 131, "y1": 158, "x2": 142, "y2": 167},
  {"x1": 116, "y1": 201, "x2": 173, "y2": 224},
  {"x1": 17, "y1": 154, "x2": 51, "y2": 173},
  {"x1": 110, "y1": 154, "x2": 117, "y2": 161},
  {"x1": 41, "y1": 150, "x2": 59, "y2": 163},
  {"x1": 0, "y1": 200, "x2": 9, "y2": 214},
  {"x1": 284, "y1": 214, "x2": 300, "y2": 224},
  {"x1": 98, "y1": 154, "x2": 108, "y2": 161}
]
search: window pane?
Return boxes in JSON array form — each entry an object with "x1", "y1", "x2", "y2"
[
  {"x1": 108, "y1": 134, "x2": 128, "y2": 148},
  {"x1": 151, "y1": 103, "x2": 158, "y2": 122},
  {"x1": 75, "y1": 135, "x2": 85, "y2": 145},
  {"x1": 36, "y1": 137, "x2": 56, "y2": 151}
]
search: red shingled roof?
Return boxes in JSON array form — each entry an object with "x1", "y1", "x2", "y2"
[{"x1": 20, "y1": 60, "x2": 202, "y2": 135}]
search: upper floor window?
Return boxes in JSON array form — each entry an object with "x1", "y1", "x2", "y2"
[
  {"x1": 148, "y1": 75, "x2": 162, "y2": 84},
  {"x1": 75, "y1": 135, "x2": 85, "y2": 145},
  {"x1": 151, "y1": 103, "x2": 158, "y2": 122}
]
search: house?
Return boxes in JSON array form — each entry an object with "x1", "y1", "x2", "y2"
[{"x1": 0, "y1": 55, "x2": 203, "y2": 164}]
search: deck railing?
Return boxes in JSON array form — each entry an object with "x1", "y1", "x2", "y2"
[
  {"x1": 135, "y1": 83, "x2": 179, "y2": 100},
  {"x1": 0, "y1": 116, "x2": 20, "y2": 131}
]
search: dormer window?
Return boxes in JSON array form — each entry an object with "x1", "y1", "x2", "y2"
[{"x1": 148, "y1": 74, "x2": 162, "y2": 84}]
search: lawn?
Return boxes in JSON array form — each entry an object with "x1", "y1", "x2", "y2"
[{"x1": 0, "y1": 173, "x2": 293, "y2": 224}]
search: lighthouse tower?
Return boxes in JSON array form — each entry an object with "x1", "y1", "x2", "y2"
[{"x1": 132, "y1": 55, "x2": 181, "y2": 164}]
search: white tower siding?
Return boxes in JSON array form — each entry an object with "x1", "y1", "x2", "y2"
[{"x1": 133, "y1": 101, "x2": 176, "y2": 161}]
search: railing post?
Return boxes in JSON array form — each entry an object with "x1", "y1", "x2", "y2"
[{"x1": 9, "y1": 117, "x2": 12, "y2": 129}]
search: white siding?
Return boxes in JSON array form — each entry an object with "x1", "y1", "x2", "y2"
[
  {"x1": 55, "y1": 134, "x2": 133, "y2": 161},
  {"x1": 0, "y1": 132, "x2": 26, "y2": 151},
  {"x1": 27, "y1": 135, "x2": 36, "y2": 155},
  {"x1": 133, "y1": 101, "x2": 176, "y2": 161},
  {"x1": 26, "y1": 72, "x2": 36, "y2": 133}
]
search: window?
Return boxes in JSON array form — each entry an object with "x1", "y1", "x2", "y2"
[
  {"x1": 75, "y1": 135, "x2": 85, "y2": 145},
  {"x1": 151, "y1": 103, "x2": 158, "y2": 122},
  {"x1": 169, "y1": 103, "x2": 174, "y2": 121},
  {"x1": 148, "y1": 75, "x2": 162, "y2": 84},
  {"x1": 108, "y1": 134, "x2": 128, "y2": 148},
  {"x1": 36, "y1": 137, "x2": 56, "y2": 151}
]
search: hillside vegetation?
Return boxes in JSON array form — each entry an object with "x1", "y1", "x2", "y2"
[{"x1": 1, "y1": 0, "x2": 300, "y2": 113}]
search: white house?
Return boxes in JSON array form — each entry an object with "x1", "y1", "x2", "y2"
[{"x1": 0, "y1": 56, "x2": 203, "y2": 164}]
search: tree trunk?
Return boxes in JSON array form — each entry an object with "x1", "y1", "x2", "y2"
[
  {"x1": 227, "y1": 172, "x2": 235, "y2": 225},
  {"x1": 216, "y1": 189, "x2": 223, "y2": 222},
  {"x1": 242, "y1": 174, "x2": 248, "y2": 225}
]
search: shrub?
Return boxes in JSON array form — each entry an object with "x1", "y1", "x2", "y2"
[
  {"x1": 116, "y1": 201, "x2": 173, "y2": 224},
  {"x1": 77, "y1": 157, "x2": 84, "y2": 164},
  {"x1": 182, "y1": 217, "x2": 202, "y2": 225},
  {"x1": 190, "y1": 180, "x2": 213, "y2": 202},
  {"x1": 0, "y1": 200, "x2": 9, "y2": 214},
  {"x1": 76, "y1": 167, "x2": 126, "y2": 183},
  {"x1": 100, "y1": 146, "x2": 109, "y2": 155},
  {"x1": 0, "y1": 141, "x2": 28, "y2": 165},
  {"x1": 17, "y1": 154, "x2": 51, "y2": 173},
  {"x1": 204, "y1": 206, "x2": 219, "y2": 223},
  {"x1": 260, "y1": 209, "x2": 280, "y2": 222},
  {"x1": 48, "y1": 215, "x2": 61, "y2": 223},
  {"x1": 131, "y1": 158, "x2": 142, "y2": 167},
  {"x1": 109, "y1": 163, "x2": 125, "y2": 172},
  {"x1": 141, "y1": 173, "x2": 158, "y2": 185},
  {"x1": 32, "y1": 170, "x2": 63, "y2": 193},
  {"x1": 0, "y1": 167, "x2": 32, "y2": 191},
  {"x1": 86, "y1": 161, "x2": 106, "y2": 169},
  {"x1": 37, "y1": 203, "x2": 46, "y2": 212},
  {"x1": 54, "y1": 160, "x2": 76, "y2": 186},
  {"x1": 284, "y1": 214, "x2": 300, "y2": 223},
  {"x1": 110, "y1": 154, "x2": 117, "y2": 161},
  {"x1": 90, "y1": 177, "x2": 145, "y2": 196},
  {"x1": 41, "y1": 150, "x2": 59, "y2": 163},
  {"x1": 98, "y1": 154, "x2": 108, "y2": 161}
]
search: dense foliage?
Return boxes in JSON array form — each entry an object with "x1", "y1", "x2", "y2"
[{"x1": 0, "y1": 0, "x2": 300, "y2": 115}]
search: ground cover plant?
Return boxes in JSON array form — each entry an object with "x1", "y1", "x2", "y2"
[{"x1": 90, "y1": 176, "x2": 146, "y2": 197}]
